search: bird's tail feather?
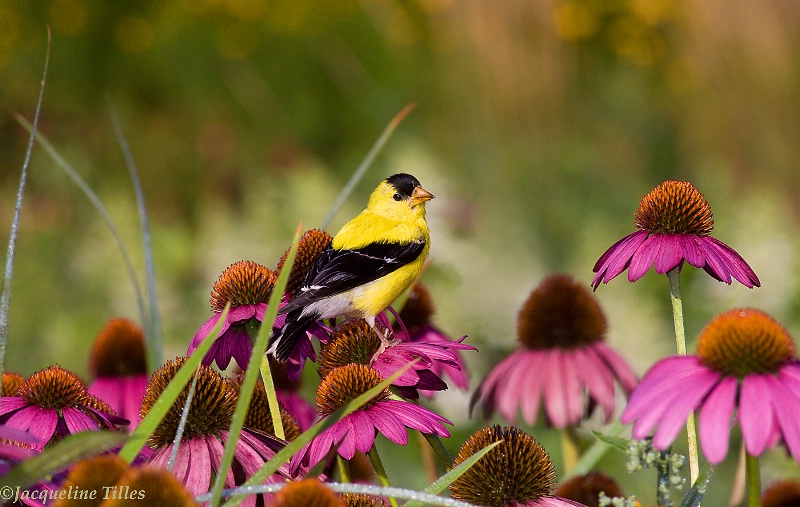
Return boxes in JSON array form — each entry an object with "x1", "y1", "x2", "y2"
[{"x1": 267, "y1": 310, "x2": 320, "y2": 362}]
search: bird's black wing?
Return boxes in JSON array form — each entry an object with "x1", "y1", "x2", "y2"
[{"x1": 279, "y1": 239, "x2": 425, "y2": 313}]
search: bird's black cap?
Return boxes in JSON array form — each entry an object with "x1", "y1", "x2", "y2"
[{"x1": 386, "y1": 173, "x2": 421, "y2": 199}]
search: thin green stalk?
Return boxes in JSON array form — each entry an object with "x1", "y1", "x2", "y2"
[
  {"x1": 367, "y1": 445, "x2": 400, "y2": 507},
  {"x1": 337, "y1": 456, "x2": 352, "y2": 483},
  {"x1": 257, "y1": 353, "x2": 285, "y2": 441},
  {"x1": 746, "y1": 452, "x2": 761, "y2": 507},
  {"x1": 1, "y1": 29, "x2": 50, "y2": 378},
  {"x1": 667, "y1": 268, "x2": 700, "y2": 485},
  {"x1": 422, "y1": 433, "x2": 454, "y2": 470}
]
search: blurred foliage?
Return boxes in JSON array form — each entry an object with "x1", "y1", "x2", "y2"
[{"x1": 3, "y1": 1, "x2": 800, "y2": 504}]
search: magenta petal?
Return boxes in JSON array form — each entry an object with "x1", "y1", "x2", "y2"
[
  {"x1": 185, "y1": 439, "x2": 213, "y2": 496},
  {"x1": 497, "y1": 353, "x2": 533, "y2": 423},
  {"x1": 622, "y1": 356, "x2": 707, "y2": 423},
  {"x1": 189, "y1": 313, "x2": 228, "y2": 354},
  {"x1": 544, "y1": 350, "x2": 571, "y2": 429},
  {"x1": 739, "y1": 374, "x2": 774, "y2": 457},
  {"x1": 593, "y1": 231, "x2": 648, "y2": 287},
  {"x1": 350, "y1": 411, "x2": 377, "y2": 453},
  {"x1": 519, "y1": 352, "x2": 547, "y2": 426},
  {"x1": 6, "y1": 406, "x2": 58, "y2": 448},
  {"x1": 774, "y1": 371, "x2": 800, "y2": 461},
  {"x1": 560, "y1": 351, "x2": 585, "y2": 427},
  {"x1": 574, "y1": 347, "x2": 616, "y2": 421},
  {"x1": 369, "y1": 405, "x2": 409, "y2": 445},
  {"x1": 695, "y1": 237, "x2": 732, "y2": 284},
  {"x1": 698, "y1": 376, "x2": 737, "y2": 464},
  {"x1": 650, "y1": 371, "x2": 721, "y2": 449},
  {"x1": 653, "y1": 235, "x2": 683, "y2": 274},
  {"x1": 594, "y1": 342, "x2": 638, "y2": 394},
  {"x1": 628, "y1": 234, "x2": 662, "y2": 281},
  {"x1": 62, "y1": 408, "x2": 98, "y2": 434},
  {"x1": 681, "y1": 235, "x2": 706, "y2": 267},
  {"x1": 0, "y1": 397, "x2": 29, "y2": 415},
  {"x1": 704, "y1": 237, "x2": 760, "y2": 287}
]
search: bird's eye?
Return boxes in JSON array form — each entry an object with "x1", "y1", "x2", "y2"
[{"x1": 392, "y1": 193, "x2": 402, "y2": 201}]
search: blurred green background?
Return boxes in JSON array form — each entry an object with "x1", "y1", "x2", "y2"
[{"x1": 3, "y1": 0, "x2": 800, "y2": 504}]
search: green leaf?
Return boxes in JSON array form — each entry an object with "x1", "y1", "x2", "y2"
[{"x1": 0, "y1": 431, "x2": 128, "y2": 490}]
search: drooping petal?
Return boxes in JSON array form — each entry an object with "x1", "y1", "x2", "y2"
[
  {"x1": 0, "y1": 397, "x2": 29, "y2": 416},
  {"x1": 593, "y1": 342, "x2": 639, "y2": 394},
  {"x1": 653, "y1": 235, "x2": 683, "y2": 274},
  {"x1": 62, "y1": 407, "x2": 99, "y2": 434},
  {"x1": 519, "y1": 352, "x2": 548, "y2": 426},
  {"x1": 651, "y1": 370, "x2": 723, "y2": 450},
  {"x1": 703, "y1": 237, "x2": 760, "y2": 288},
  {"x1": 628, "y1": 234, "x2": 663, "y2": 282},
  {"x1": 681, "y1": 235, "x2": 706, "y2": 268},
  {"x1": 695, "y1": 237, "x2": 732, "y2": 284},
  {"x1": 5, "y1": 406, "x2": 58, "y2": 448},
  {"x1": 622, "y1": 356, "x2": 707, "y2": 423},
  {"x1": 574, "y1": 347, "x2": 616, "y2": 421},
  {"x1": 698, "y1": 376, "x2": 737, "y2": 464},
  {"x1": 768, "y1": 373, "x2": 800, "y2": 461},
  {"x1": 188, "y1": 313, "x2": 230, "y2": 359},
  {"x1": 369, "y1": 405, "x2": 409, "y2": 445},
  {"x1": 592, "y1": 231, "x2": 649, "y2": 288},
  {"x1": 739, "y1": 374, "x2": 775, "y2": 457}
]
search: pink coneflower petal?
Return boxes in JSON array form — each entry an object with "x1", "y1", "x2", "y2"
[
  {"x1": 6, "y1": 407, "x2": 58, "y2": 448},
  {"x1": 739, "y1": 374, "x2": 777, "y2": 457},
  {"x1": 698, "y1": 376, "x2": 737, "y2": 464},
  {"x1": 623, "y1": 356, "x2": 712, "y2": 422},
  {"x1": 498, "y1": 354, "x2": 534, "y2": 422},
  {"x1": 653, "y1": 235, "x2": 683, "y2": 274},
  {"x1": 772, "y1": 376, "x2": 800, "y2": 461},
  {"x1": 370, "y1": 405, "x2": 409, "y2": 445},
  {"x1": 696, "y1": 237, "x2": 732, "y2": 284},
  {"x1": 628, "y1": 234, "x2": 663, "y2": 281},
  {"x1": 62, "y1": 407, "x2": 98, "y2": 433},
  {"x1": 594, "y1": 343, "x2": 639, "y2": 394},
  {"x1": 545, "y1": 351, "x2": 582, "y2": 428},
  {"x1": 593, "y1": 231, "x2": 648, "y2": 286},
  {"x1": 705, "y1": 237, "x2": 760, "y2": 287},
  {"x1": 681, "y1": 235, "x2": 706, "y2": 267},
  {"x1": 0, "y1": 397, "x2": 28, "y2": 415},
  {"x1": 651, "y1": 372, "x2": 725, "y2": 450},
  {"x1": 520, "y1": 354, "x2": 547, "y2": 426},
  {"x1": 351, "y1": 411, "x2": 377, "y2": 454},
  {"x1": 574, "y1": 347, "x2": 615, "y2": 421}
]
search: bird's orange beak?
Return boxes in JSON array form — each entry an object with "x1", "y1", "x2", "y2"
[{"x1": 410, "y1": 186, "x2": 434, "y2": 206}]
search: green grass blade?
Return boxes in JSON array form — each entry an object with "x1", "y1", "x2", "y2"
[
  {"x1": 15, "y1": 115, "x2": 149, "y2": 347},
  {"x1": 117, "y1": 304, "x2": 230, "y2": 463},
  {"x1": 403, "y1": 441, "x2": 500, "y2": 507},
  {"x1": 0, "y1": 430, "x2": 128, "y2": 490},
  {"x1": 107, "y1": 95, "x2": 163, "y2": 372},
  {"x1": 209, "y1": 224, "x2": 302, "y2": 506},
  {"x1": 1, "y1": 29, "x2": 51, "y2": 379},
  {"x1": 321, "y1": 102, "x2": 416, "y2": 230}
]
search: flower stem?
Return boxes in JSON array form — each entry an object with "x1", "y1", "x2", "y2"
[
  {"x1": 367, "y1": 445, "x2": 400, "y2": 507},
  {"x1": 746, "y1": 452, "x2": 761, "y2": 507},
  {"x1": 666, "y1": 267, "x2": 699, "y2": 485},
  {"x1": 560, "y1": 427, "x2": 580, "y2": 474},
  {"x1": 422, "y1": 432, "x2": 454, "y2": 470}
]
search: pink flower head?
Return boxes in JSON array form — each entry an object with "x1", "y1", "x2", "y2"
[
  {"x1": 188, "y1": 260, "x2": 285, "y2": 370},
  {"x1": 622, "y1": 308, "x2": 800, "y2": 464},
  {"x1": 86, "y1": 318, "x2": 149, "y2": 430},
  {"x1": 394, "y1": 283, "x2": 471, "y2": 392},
  {"x1": 291, "y1": 364, "x2": 451, "y2": 471},
  {"x1": 472, "y1": 274, "x2": 637, "y2": 429},
  {"x1": 142, "y1": 358, "x2": 292, "y2": 504},
  {"x1": 592, "y1": 180, "x2": 759, "y2": 290},
  {"x1": 0, "y1": 365, "x2": 127, "y2": 451}
]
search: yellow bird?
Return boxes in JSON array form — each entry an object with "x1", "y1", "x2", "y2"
[{"x1": 268, "y1": 173, "x2": 434, "y2": 361}]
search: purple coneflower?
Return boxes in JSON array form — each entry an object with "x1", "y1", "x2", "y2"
[
  {"x1": 291, "y1": 363, "x2": 451, "y2": 471},
  {"x1": 86, "y1": 318, "x2": 149, "y2": 430},
  {"x1": 621, "y1": 308, "x2": 800, "y2": 465},
  {"x1": 142, "y1": 357, "x2": 291, "y2": 503},
  {"x1": 592, "y1": 180, "x2": 759, "y2": 290},
  {"x1": 0, "y1": 365, "x2": 127, "y2": 450},
  {"x1": 472, "y1": 274, "x2": 637, "y2": 429},
  {"x1": 449, "y1": 425, "x2": 588, "y2": 507},
  {"x1": 318, "y1": 319, "x2": 473, "y2": 400},
  {"x1": 188, "y1": 260, "x2": 280, "y2": 371},
  {"x1": 394, "y1": 283, "x2": 471, "y2": 393}
]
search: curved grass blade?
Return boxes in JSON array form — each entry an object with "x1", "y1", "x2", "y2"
[
  {"x1": 1, "y1": 29, "x2": 51, "y2": 378},
  {"x1": 403, "y1": 440, "x2": 501, "y2": 507},
  {"x1": 321, "y1": 102, "x2": 416, "y2": 230},
  {"x1": 209, "y1": 224, "x2": 302, "y2": 506},
  {"x1": 15, "y1": 115, "x2": 148, "y2": 346},
  {"x1": 107, "y1": 96, "x2": 162, "y2": 372},
  {"x1": 0, "y1": 431, "x2": 128, "y2": 490},
  {"x1": 117, "y1": 304, "x2": 230, "y2": 463}
]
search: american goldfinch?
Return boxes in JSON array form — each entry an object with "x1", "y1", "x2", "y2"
[{"x1": 268, "y1": 173, "x2": 434, "y2": 361}]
